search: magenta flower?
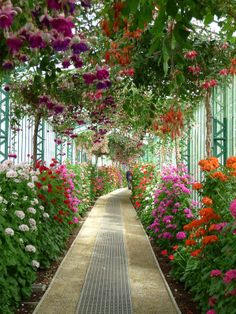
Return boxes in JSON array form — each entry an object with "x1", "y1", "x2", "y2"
[
  {"x1": 6, "y1": 36, "x2": 23, "y2": 53},
  {"x1": 0, "y1": 3, "x2": 17, "y2": 29},
  {"x1": 51, "y1": 17, "x2": 74, "y2": 37},
  {"x1": 219, "y1": 69, "x2": 228, "y2": 76},
  {"x1": 62, "y1": 58, "x2": 70, "y2": 68},
  {"x1": 71, "y1": 55, "x2": 83, "y2": 68},
  {"x1": 47, "y1": 0, "x2": 62, "y2": 10},
  {"x1": 96, "y1": 68, "x2": 109, "y2": 80},
  {"x1": 52, "y1": 37, "x2": 71, "y2": 51},
  {"x1": 229, "y1": 199, "x2": 236, "y2": 218},
  {"x1": 2, "y1": 60, "x2": 14, "y2": 70},
  {"x1": 29, "y1": 32, "x2": 45, "y2": 49},
  {"x1": 73, "y1": 217, "x2": 79, "y2": 224},
  {"x1": 210, "y1": 269, "x2": 222, "y2": 277},
  {"x1": 17, "y1": 54, "x2": 28, "y2": 63},
  {"x1": 81, "y1": 0, "x2": 91, "y2": 8},
  {"x1": 71, "y1": 41, "x2": 89, "y2": 54},
  {"x1": 176, "y1": 231, "x2": 186, "y2": 240},
  {"x1": 223, "y1": 269, "x2": 236, "y2": 284},
  {"x1": 83, "y1": 72, "x2": 96, "y2": 85},
  {"x1": 206, "y1": 310, "x2": 216, "y2": 314}
]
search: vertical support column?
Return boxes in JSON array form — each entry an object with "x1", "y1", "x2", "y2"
[
  {"x1": 180, "y1": 129, "x2": 191, "y2": 172},
  {"x1": 37, "y1": 120, "x2": 45, "y2": 162},
  {"x1": 0, "y1": 85, "x2": 9, "y2": 163},
  {"x1": 67, "y1": 140, "x2": 73, "y2": 164}
]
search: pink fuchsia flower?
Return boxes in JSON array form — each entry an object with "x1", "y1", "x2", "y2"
[
  {"x1": 71, "y1": 54, "x2": 83, "y2": 68},
  {"x1": 0, "y1": 3, "x2": 18, "y2": 29},
  {"x1": 62, "y1": 58, "x2": 70, "y2": 68},
  {"x1": 51, "y1": 17, "x2": 74, "y2": 37},
  {"x1": 6, "y1": 36, "x2": 23, "y2": 53},
  {"x1": 176, "y1": 231, "x2": 186, "y2": 240},
  {"x1": 71, "y1": 41, "x2": 89, "y2": 54},
  {"x1": 96, "y1": 68, "x2": 109, "y2": 80},
  {"x1": 229, "y1": 199, "x2": 236, "y2": 218},
  {"x1": 219, "y1": 69, "x2": 228, "y2": 76},
  {"x1": 29, "y1": 32, "x2": 45, "y2": 49},
  {"x1": 8, "y1": 153, "x2": 17, "y2": 158},
  {"x1": 202, "y1": 79, "x2": 217, "y2": 89},
  {"x1": 52, "y1": 36, "x2": 71, "y2": 51},
  {"x1": 206, "y1": 310, "x2": 216, "y2": 314},
  {"x1": 47, "y1": 0, "x2": 62, "y2": 10},
  {"x1": 210, "y1": 269, "x2": 222, "y2": 277},
  {"x1": 2, "y1": 59, "x2": 14, "y2": 70},
  {"x1": 83, "y1": 72, "x2": 96, "y2": 84},
  {"x1": 184, "y1": 50, "x2": 198, "y2": 59},
  {"x1": 188, "y1": 65, "x2": 201, "y2": 75},
  {"x1": 223, "y1": 269, "x2": 236, "y2": 284}
]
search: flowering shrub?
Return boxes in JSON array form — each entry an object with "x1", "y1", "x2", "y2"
[
  {"x1": 170, "y1": 157, "x2": 236, "y2": 313},
  {"x1": 0, "y1": 159, "x2": 80, "y2": 313},
  {"x1": 92, "y1": 166, "x2": 124, "y2": 196},
  {"x1": 131, "y1": 163, "x2": 156, "y2": 210}
]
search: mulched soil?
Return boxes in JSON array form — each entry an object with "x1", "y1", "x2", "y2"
[
  {"x1": 16, "y1": 206, "x2": 200, "y2": 314},
  {"x1": 152, "y1": 245, "x2": 201, "y2": 314}
]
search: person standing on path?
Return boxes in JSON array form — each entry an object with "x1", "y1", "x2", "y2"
[{"x1": 126, "y1": 170, "x2": 132, "y2": 190}]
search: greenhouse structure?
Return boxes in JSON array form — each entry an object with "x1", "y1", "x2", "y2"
[{"x1": 0, "y1": 1, "x2": 236, "y2": 314}]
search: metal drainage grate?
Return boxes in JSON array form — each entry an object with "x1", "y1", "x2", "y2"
[{"x1": 76, "y1": 199, "x2": 132, "y2": 314}]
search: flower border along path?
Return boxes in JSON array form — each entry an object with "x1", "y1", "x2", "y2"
[{"x1": 34, "y1": 189, "x2": 180, "y2": 314}]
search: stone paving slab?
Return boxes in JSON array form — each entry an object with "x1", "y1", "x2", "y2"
[{"x1": 33, "y1": 189, "x2": 181, "y2": 314}]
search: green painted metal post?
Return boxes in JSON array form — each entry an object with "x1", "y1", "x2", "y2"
[{"x1": 0, "y1": 85, "x2": 10, "y2": 163}]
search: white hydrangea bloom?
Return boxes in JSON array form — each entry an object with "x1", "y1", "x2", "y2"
[
  {"x1": 27, "y1": 182, "x2": 35, "y2": 189},
  {"x1": 29, "y1": 218, "x2": 36, "y2": 226},
  {"x1": 27, "y1": 207, "x2": 36, "y2": 214},
  {"x1": 39, "y1": 205, "x2": 44, "y2": 211},
  {"x1": 23, "y1": 196, "x2": 28, "y2": 201},
  {"x1": 19, "y1": 224, "x2": 30, "y2": 232},
  {"x1": 32, "y1": 260, "x2": 40, "y2": 268},
  {"x1": 25, "y1": 245, "x2": 36, "y2": 253},
  {"x1": 3, "y1": 199, "x2": 8, "y2": 204},
  {"x1": 33, "y1": 198, "x2": 39, "y2": 204},
  {"x1": 31, "y1": 176, "x2": 38, "y2": 182},
  {"x1": 15, "y1": 210, "x2": 25, "y2": 220},
  {"x1": 6, "y1": 170, "x2": 17, "y2": 178},
  {"x1": 43, "y1": 213, "x2": 49, "y2": 218},
  {"x1": 5, "y1": 228, "x2": 14, "y2": 236}
]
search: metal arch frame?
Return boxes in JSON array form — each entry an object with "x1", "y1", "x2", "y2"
[
  {"x1": 180, "y1": 128, "x2": 191, "y2": 171},
  {"x1": 0, "y1": 85, "x2": 9, "y2": 163},
  {"x1": 37, "y1": 120, "x2": 45, "y2": 162},
  {"x1": 212, "y1": 86, "x2": 228, "y2": 164}
]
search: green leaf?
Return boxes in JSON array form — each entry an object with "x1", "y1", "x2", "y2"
[
  {"x1": 162, "y1": 41, "x2": 169, "y2": 76},
  {"x1": 204, "y1": 12, "x2": 214, "y2": 25},
  {"x1": 166, "y1": 0, "x2": 178, "y2": 17}
]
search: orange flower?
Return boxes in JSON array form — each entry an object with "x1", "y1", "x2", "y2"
[
  {"x1": 192, "y1": 182, "x2": 203, "y2": 190},
  {"x1": 202, "y1": 235, "x2": 218, "y2": 245},
  {"x1": 209, "y1": 224, "x2": 217, "y2": 231},
  {"x1": 183, "y1": 218, "x2": 206, "y2": 231},
  {"x1": 185, "y1": 239, "x2": 197, "y2": 246},
  {"x1": 199, "y1": 207, "x2": 221, "y2": 221},
  {"x1": 226, "y1": 156, "x2": 236, "y2": 170},
  {"x1": 195, "y1": 228, "x2": 207, "y2": 237},
  {"x1": 202, "y1": 196, "x2": 213, "y2": 206},
  {"x1": 211, "y1": 171, "x2": 228, "y2": 182},
  {"x1": 191, "y1": 249, "x2": 202, "y2": 257},
  {"x1": 198, "y1": 157, "x2": 219, "y2": 171},
  {"x1": 230, "y1": 171, "x2": 236, "y2": 177}
]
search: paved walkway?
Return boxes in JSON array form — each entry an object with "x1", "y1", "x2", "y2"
[{"x1": 34, "y1": 189, "x2": 180, "y2": 314}]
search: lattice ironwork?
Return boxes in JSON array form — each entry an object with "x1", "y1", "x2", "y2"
[
  {"x1": 180, "y1": 129, "x2": 190, "y2": 171},
  {"x1": 0, "y1": 86, "x2": 9, "y2": 163},
  {"x1": 37, "y1": 120, "x2": 45, "y2": 162},
  {"x1": 212, "y1": 87, "x2": 228, "y2": 164}
]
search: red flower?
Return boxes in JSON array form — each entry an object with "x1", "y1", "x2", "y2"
[
  {"x1": 35, "y1": 182, "x2": 42, "y2": 189},
  {"x1": 168, "y1": 255, "x2": 174, "y2": 261},
  {"x1": 172, "y1": 245, "x2": 179, "y2": 251},
  {"x1": 161, "y1": 250, "x2": 168, "y2": 255}
]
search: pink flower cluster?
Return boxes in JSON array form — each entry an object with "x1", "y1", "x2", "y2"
[
  {"x1": 184, "y1": 50, "x2": 198, "y2": 59},
  {"x1": 229, "y1": 199, "x2": 236, "y2": 218},
  {"x1": 202, "y1": 79, "x2": 217, "y2": 89},
  {"x1": 188, "y1": 65, "x2": 201, "y2": 75}
]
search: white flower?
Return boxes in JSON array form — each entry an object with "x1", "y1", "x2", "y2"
[
  {"x1": 31, "y1": 176, "x2": 38, "y2": 182},
  {"x1": 19, "y1": 224, "x2": 30, "y2": 232},
  {"x1": 27, "y1": 182, "x2": 35, "y2": 189},
  {"x1": 32, "y1": 260, "x2": 40, "y2": 268},
  {"x1": 42, "y1": 186, "x2": 48, "y2": 191},
  {"x1": 0, "y1": 196, "x2": 3, "y2": 203},
  {"x1": 23, "y1": 196, "x2": 28, "y2": 201},
  {"x1": 2, "y1": 207, "x2": 7, "y2": 212},
  {"x1": 29, "y1": 218, "x2": 36, "y2": 226},
  {"x1": 33, "y1": 198, "x2": 39, "y2": 204},
  {"x1": 6, "y1": 170, "x2": 17, "y2": 178},
  {"x1": 39, "y1": 205, "x2": 44, "y2": 211},
  {"x1": 5, "y1": 228, "x2": 14, "y2": 236},
  {"x1": 43, "y1": 213, "x2": 49, "y2": 218},
  {"x1": 25, "y1": 245, "x2": 36, "y2": 253},
  {"x1": 14, "y1": 179, "x2": 20, "y2": 183},
  {"x1": 15, "y1": 210, "x2": 25, "y2": 220},
  {"x1": 19, "y1": 238, "x2": 24, "y2": 243},
  {"x1": 3, "y1": 199, "x2": 8, "y2": 204},
  {"x1": 27, "y1": 207, "x2": 36, "y2": 214}
]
